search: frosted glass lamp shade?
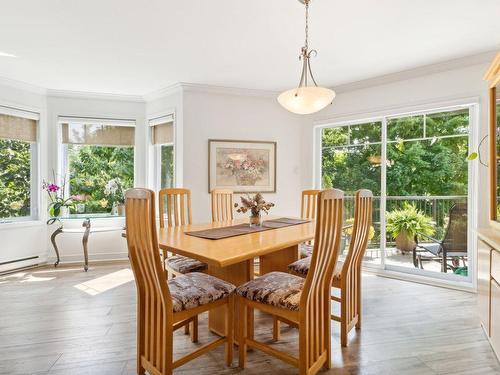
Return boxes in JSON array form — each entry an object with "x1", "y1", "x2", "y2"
[{"x1": 277, "y1": 86, "x2": 335, "y2": 115}]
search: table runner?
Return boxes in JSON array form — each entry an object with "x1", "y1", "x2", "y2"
[{"x1": 185, "y1": 217, "x2": 310, "y2": 240}]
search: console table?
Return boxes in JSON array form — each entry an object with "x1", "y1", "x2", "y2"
[{"x1": 47, "y1": 217, "x2": 125, "y2": 271}]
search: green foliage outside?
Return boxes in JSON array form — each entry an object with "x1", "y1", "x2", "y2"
[
  {"x1": 68, "y1": 145, "x2": 134, "y2": 213},
  {"x1": 0, "y1": 139, "x2": 31, "y2": 218},
  {"x1": 321, "y1": 109, "x2": 469, "y2": 247},
  {"x1": 386, "y1": 203, "x2": 435, "y2": 240},
  {"x1": 160, "y1": 145, "x2": 174, "y2": 188}
]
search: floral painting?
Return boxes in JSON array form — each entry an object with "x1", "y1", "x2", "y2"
[{"x1": 209, "y1": 140, "x2": 276, "y2": 193}]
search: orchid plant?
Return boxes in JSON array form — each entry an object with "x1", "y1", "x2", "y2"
[
  {"x1": 43, "y1": 171, "x2": 75, "y2": 217},
  {"x1": 103, "y1": 178, "x2": 125, "y2": 207}
]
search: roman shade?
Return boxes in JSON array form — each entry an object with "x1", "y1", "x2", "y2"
[
  {"x1": 0, "y1": 113, "x2": 38, "y2": 143},
  {"x1": 152, "y1": 122, "x2": 173, "y2": 145},
  {"x1": 61, "y1": 122, "x2": 135, "y2": 146}
]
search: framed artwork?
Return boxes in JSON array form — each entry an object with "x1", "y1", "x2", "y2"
[{"x1": 208, "y1": 139, "x2": 277, "y2": 193}]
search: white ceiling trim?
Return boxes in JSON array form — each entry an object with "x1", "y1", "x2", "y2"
[{"x1": 0, "y1": 51, "x2": 495, "y2": 103}]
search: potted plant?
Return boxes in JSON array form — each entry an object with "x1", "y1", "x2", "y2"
[
  {"x1": 42, "y1": 174, "x2": 74, "y2": 218},
  {"x1": 386, "y1": 203, "x2": 434, "y2": 252},
  {"x1": 234, "y1": 193, "x2": 274, "y2": 227},
  {"x1": 104, "y1": 178, "x2": 125, "y2": 216}
]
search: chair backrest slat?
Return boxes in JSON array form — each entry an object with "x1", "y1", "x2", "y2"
[
  {"x1": 158, "y1": 188, "x2": 192, "y2": 228},
  {"x1": 301, "y1": 189, "x2": 321, "y2": 220},
  {"x1": 211, "y1": 189, "x2": 234, "y2": 222},
  {"x1": 299, "y1": 189, "x2": 344, "y2": 369},
  {"x1": 341, "y1": 190, "x2": 373, "y2": 324},
  {"x1": 442, "y1": 203, "x2": 467, "y2": 253},
  {"x1": 125, "y1": 188, "x2": 173, "y2": 374}
]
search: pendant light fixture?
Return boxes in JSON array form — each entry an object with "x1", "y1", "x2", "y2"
[{"x1": 278, "y1": 0, "x2": 335, "y2": 115}]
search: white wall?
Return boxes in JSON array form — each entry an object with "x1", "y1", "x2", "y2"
[
  {"x1": 301, "y1": 62, "x2": 490, "y2": 228},
  {"x1": 182, "y1": 88, "x2": 307, "y2": 222}
]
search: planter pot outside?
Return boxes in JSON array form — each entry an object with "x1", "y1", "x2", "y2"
[{"x1": 395, "y1": 232, "x2": 416, "y2": 252}]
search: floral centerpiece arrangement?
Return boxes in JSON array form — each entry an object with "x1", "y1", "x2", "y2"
[
  {"x1": 224, "y1": 155, "x2": 266, "y2": 186},
  {"x1": 104, "y1": 178, "x2": 126, "y2": 215},
  {"x1": 234, "y1": 193, "x2": 274, "y2": 226},
  {"x1": 43, "y1": 174, "x2": 74, "y2": 218}
]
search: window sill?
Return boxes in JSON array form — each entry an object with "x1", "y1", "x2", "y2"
[
  {"x1": 60, "y1": 214, "x2": 125, "y2": 221},
  {"x1": 0, "y1": 220, "x2": 43, "y2": 230}
]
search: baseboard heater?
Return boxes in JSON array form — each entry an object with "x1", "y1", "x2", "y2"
[{"x1": 0, "y1": 256, "x2": 39, "y2": 266}]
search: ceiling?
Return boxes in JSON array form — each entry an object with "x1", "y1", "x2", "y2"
[{"x1": 0, "y1": 0, "x2": 499, "y2": 96}]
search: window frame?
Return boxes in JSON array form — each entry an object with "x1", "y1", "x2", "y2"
[
  {"x1": 148, "y1": 113, "x2": 176, "y2": 192},
  {"x1": 0, "y1": 106, "x2": 40, "y2": 224},
  {"x1": 313, "y1": 100, "x2": 479, "y2": 289},
  {"x1": 57, "y1": 117, "x2": 136, "y2": 218}
]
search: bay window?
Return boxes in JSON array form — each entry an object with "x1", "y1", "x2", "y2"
[{"x1": 60, "y1": 119, "x2": 135, "y2": 215}]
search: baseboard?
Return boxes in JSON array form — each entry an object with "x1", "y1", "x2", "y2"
[{"x1": 47, "y1": 252, "x2": 129, "y2": 265}]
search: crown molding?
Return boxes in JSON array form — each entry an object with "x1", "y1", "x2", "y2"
[
  {"x1": 333, "y1": 50, "x2": 497, "y2": 94},
  {"x1": 0, "y1": 76, "x2": 46, "y2": 95},
  {"x1": 178, "y1": 82, "x2": 279, "y2": 98},
  {"x1": 46, "y1": 89, "x2": 144, "y2": 102},
  {"x1": 143, "y1": 82, "x2": 183, "y2": 102}
]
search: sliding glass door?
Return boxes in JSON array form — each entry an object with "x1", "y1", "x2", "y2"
[{"x1": 319, "y1": 105, "x2": 473, "y2": 282}]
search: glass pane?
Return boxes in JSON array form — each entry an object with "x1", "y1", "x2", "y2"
[
  {"x1": 426, "y1": 109, "x2": 469, "y2": 137},
  {"x1": 387, "y1": 115, "x2": 424, "y2": 141},
  {"x1": 0, "y1": 139, "x2": 31, "y2": 218},
  {"x1": 350, "y1": 122, "x2": 381, "y2": 144},
  {"x1": 322, "y1": 122, "x2": 382, "y2": 265},
  {"x1": 385, "y1": 111, "x2": 468, "y2": 276},
  {"x1": 68, "y1": 145, "x2": 134, "y2": 214},
  {"x1": 161, "y1": 145, "x2": 174, "y2": 189},
  {"x1": 322, "y1": 127, "x2": 349, "y2": 148}
]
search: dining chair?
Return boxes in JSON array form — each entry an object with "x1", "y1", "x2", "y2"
[
  {"x1": 158, "y1": 188, "x2": 208, "y2": 277},
  {"x1": 287, "y1": 189, "x2": 373, "y2": 347},
  {"x1": 125, "y1": 188, "x2": 235, "y2": 375},
  {"x1": 211, "y1": 188, "x2": 234, "y2": 222},
  {"x1": 236, "y1": 189, "x2": 344, "y2": 375},
  {"x1": 300, "y1": 189, "x2": 321, "y2": 258}
]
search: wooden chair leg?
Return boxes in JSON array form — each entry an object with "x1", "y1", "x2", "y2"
[
  {"x1": 184, "y1": 322, "x2": 190, "y2": 335},
  {"x1": 340, "y1": 320, "x2": 348, "y2": 347},
  {"x1": 272, "y1": 316, "x2": 280, "y2": 341},
  {"x1": 238, "y1": 298, "x2": 248, "y2": 368},
  {"x1": 225, "y1": 296, "x2": 234, "y2": 366},
  {"x1": 190, "y1": 315, "x2": 198, "y2": 343}
]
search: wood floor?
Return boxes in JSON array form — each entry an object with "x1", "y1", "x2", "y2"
[{"x1": 0, "y1": 262, "x2": 499, "y2": 375}]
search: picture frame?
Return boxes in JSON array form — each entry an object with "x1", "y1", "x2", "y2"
[{"x1": 208, "y1": 139, "x2": 277, "y2": 193}]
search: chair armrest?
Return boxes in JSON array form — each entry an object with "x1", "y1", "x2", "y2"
[{"x1": 414, "y1": 232, "x2": 442, "y2": 245}]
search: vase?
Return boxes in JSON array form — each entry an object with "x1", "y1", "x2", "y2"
[
  {"x1": 60, "y1": 206, "x2": 69, "y2": 218},
  {"x1": 117, "y1": 203, "x2": 126, "y2": 216},
  {"x1": 249, "y1": 212, "x2": 262, "y2": 227},
  {"x1": 236, "y1": 174, "x2": 258, "y2": 186},
  {"x1": 395, "y1": 232, "x2": 416, "y2": 253}
]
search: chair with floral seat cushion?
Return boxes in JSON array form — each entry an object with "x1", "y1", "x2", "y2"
[
  {"x1": 236, "y1": 189, "x2": 344, "y2": 375},
  {"x1": 159, "y1": 188, "x2": 208, "y2": 339},
  {"x1": 282, "y1": 189, "x2": 373, "y2": 347},
  {"x1": 125, "y1": 188, "x2": 235, "y2": 375},
  {"x1": 159, "y1": 188, "x2": 208, "y2": 277}
]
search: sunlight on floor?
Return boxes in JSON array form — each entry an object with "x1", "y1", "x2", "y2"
[{"x1": 74, "y1": 268, "x2": 134, "y2": 296}]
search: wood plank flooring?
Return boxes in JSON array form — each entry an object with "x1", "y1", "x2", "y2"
[{"x1": 0, "y1": 262, "x2": 499, "y2": 375}]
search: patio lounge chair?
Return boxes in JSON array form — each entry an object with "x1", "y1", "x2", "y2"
[{"x1": 413, "y1": 203, "x2": 467, "y2": 273}]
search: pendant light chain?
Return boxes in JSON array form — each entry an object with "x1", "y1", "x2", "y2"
[{"x1": 304, "y1": 0, "x2": 309, "y2": 51}]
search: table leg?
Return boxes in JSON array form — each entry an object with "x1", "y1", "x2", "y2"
[
  {"x1": 207, "y1": 260, "x2": 253, "y2": 338},
  {"x1": 82, "y1": 219, "x2": 91, "y2": 272},
  {"x1": 259, "y1": 244, "x2": 299, "y2": 275},
  {"x1": 50, "y1": 227, "x2": 62, "y2": 267}
]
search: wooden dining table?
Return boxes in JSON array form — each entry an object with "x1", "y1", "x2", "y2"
[{"x1": 157, "y1": 217, "x2": 315, "y2": 336}]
